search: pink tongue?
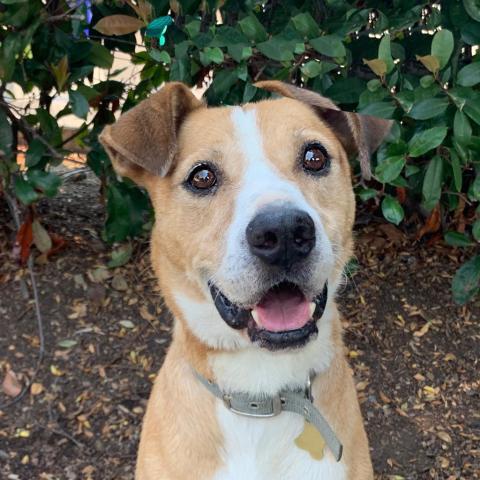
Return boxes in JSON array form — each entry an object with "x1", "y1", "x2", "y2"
[{"x1": 255, "y1": 286, "x2": 310, "y2": 332}]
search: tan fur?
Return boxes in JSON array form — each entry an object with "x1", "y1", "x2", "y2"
[{"x1": 100, "y1": 81, "x2": 391, "y2": 480}]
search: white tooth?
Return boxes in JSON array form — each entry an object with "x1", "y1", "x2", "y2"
[
  {"x1": 251, "y1": 309, "x2": 260, "y2": 324},
  {"x1": 309, "y1": 302, "x2": 316, "y2": 317}
]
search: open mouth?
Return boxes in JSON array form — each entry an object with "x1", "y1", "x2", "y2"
[{"x1": 209, "y1": 281, "x2": 328, "y2": 351}]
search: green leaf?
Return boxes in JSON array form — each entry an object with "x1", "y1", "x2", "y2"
[
  {"x1": 408, "y1": 127, "x2": 448, "y2": 158},
  {"x1": 367, "y1": 79, "x2": 381, "y2": 92},
  {"x1": 464, "y1": 99, "x2": 480, "y2": 125},
  {"x1": 0, "y1": 108, "x2": 13, "y2": 154},
  {"x1": 473, "y1": 173, "x2": 480, "y2": 200},
  {"x1": 405, "y1": 165, "x2": 421, "y2": 177},
  {"x1": 243, "y1": 83, "x2": 257, "y2": 103},
  {"x1": 452, "y1": 254, "x2": 480, "y2": 304},
  {"x1": 310, "y1": 35, "x2": 346, "y2": 58},
  {"x1": 291, "y1": 12, "x2": 320, "y2": 38},
  {"x1": 257, "y1": 38, "x2": 295, "y2": 62},
  {"x1": 69, "y1": 90, "x2": 89, "y2": 119},
  {"x1": 239, "y1": 15, "x2": 267, "y2": 43},
  {"x1": 357, "y1": 187, "x2": 378, "y2": 201},
  {"x1": 88, "y1": 42, "x2": 114, "y2": 69},
  {"x1": 14, "y1": 176, "x2": 39, "y2": 205},
  {"x1": 26, "y1": 139, "x2": 46, "y2": 168},
  {"x1": 375, "y1": 155, "x2": 405, "y2": 183},
  {"x1": 381, "y1": 196, "x2": 404, "y2": 225},
  {"x1": 473, "y1": 219, "x2": 480, "y2": 241},
  {"x1": 27, "y1": 170, "x2": 61, "y2": 197},
  {"x1": 200, "y1": 47, "x2": 224, "y2": 66},
  {"x1": 453, "y1": 110, "x2": 472, "y2": 143},
  {"x1": 149, "y1": 49, "x2": 171, "y2": 63},
  {"x1": 445, "y1": 231, "x2": 473, "y2": 246},
  {"x1": 359, "y1": 101, "x2": 396, "y2": 118},
  {"x1": 108, "y1": 243, "x2": 133, "y2": 268},
  {"x1": 408, "y1": 97, "x2": 449, "y2": 120},
  {"x1": 301, "y1": 61, "x2": 323, "y2": 78},
  {"x1": 461, "y1": 21, "x2": 480, "y2": 45},
  {"x1": 420, "y1": 75, "x2": 435, "y2": 88},
  {"x1": 457, "y1": 62, "x2": 480, "y2": 87},
  {"x1": 464, "y1": 0, "x2": 480, "y2": 21},
  {"x1": 37, "y1": 110, "x2": 62, "y2": 145},
  {"x1": 50, "y1": 55, "x2": 69, "y2": 92},
  {"x1": 228, "y1": 45, "x2": 252, "y2": 63},
  {"x1": 105, "y1": 182, "x2": 150, "y2": 243},
  {"x1": 205, "y1": 69, "x2": 238, "y2": 105},
  {"x1": 450, "y1": 150, "x2": 463, "y2": 192},
  {"x1": 378, "y1": 34, "x2": 394, "y2": 74},
  {"x1": 325, "y1": 78, "x2": 365, "y2": 104},
  {"x1": 431, "y1": 29, "x2": 454, "y2": 69},
  {"x1": 422, "y1": 156, "x2": 443, "y2": 211}
]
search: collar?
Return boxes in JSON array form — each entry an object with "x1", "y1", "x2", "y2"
[{"x1": 193, "y1": 370, "x2": 343, "y2": 462}]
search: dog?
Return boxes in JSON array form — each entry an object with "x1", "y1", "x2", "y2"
[{"x1": 100, "y1": 80, "x2": 392, "y2": 480}]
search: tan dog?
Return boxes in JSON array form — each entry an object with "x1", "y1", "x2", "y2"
[{"x1": 100, "y1": 81, "x2": 392, "y2": 480}]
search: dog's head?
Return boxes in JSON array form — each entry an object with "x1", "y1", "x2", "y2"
[{"x1": 100, "y1": 81, "x2": 391, "y2": 352}]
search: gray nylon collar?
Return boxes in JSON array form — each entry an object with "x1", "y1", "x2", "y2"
[{"x1": 193, "y1": 370, "x2": 343, "y2": 462}]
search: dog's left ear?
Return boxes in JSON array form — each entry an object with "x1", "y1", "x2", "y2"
[
  {"x1": 254, "y1": 80, "x2": 393, "y2": 180},
  {"x1": 99, "y1": 82, "x2": 203, "y2": 186}
]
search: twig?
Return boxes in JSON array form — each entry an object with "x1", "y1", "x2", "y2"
[
  {"x1": 59, "y1": 120, "x2": 92, "y2": 147},
  {"x1": 0, "y1": 99, "x2": 64, "y2": 162},
  {"x1": 0, "y1": 191, "x2": 45, "y2": 410},
  {"x1": 39, "y1": 423, "x2": 85, "y2": 449}
]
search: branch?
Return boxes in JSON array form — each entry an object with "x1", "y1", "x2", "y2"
[
  {"x1": 0, "y1": 191, "x2": 45, "y2": 410},
  {"x1": 0, "y1": 99, "x2": 64, "y2": 162}
]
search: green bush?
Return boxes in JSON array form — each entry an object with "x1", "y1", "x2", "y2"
[{"x1": 0, "y1": 0, "x2": 479, "y2": 303}]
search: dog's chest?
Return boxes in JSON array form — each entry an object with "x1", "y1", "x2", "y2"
[{"x1": 212, "y1": 403, "x2": 346, "y2": 480}]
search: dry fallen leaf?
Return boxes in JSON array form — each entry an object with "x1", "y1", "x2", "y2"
[
  {"x1": 2, "y1": 370, "x2": 22, "y2": 397},
  {"x1": 139, "y1": 305, "x2": 155, "y2": 322},
  {"x1": 112, "y1": 274, "x2": 128, "y2": 291},
  {"x1": 437, "y1": 431, "x2": 452, "y2": 444},
  {"x1": 87, "y1": 266, "x2": 112, "y2": 283},
  {"x1": 50, "y1": 365, "x2": 65, "y2": 377},
  {"x1": 30, "y1": 382, "x2": 44, "y2": 396},
  {"x1": 413, "y1": 322, "x2": 431, "y2": 338}
]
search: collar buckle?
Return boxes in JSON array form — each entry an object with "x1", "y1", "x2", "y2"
[{"x1": 222, "y1": 393, "x2": 283, "y2": 418}]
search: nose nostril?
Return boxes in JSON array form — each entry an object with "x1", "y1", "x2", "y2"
[
  {"x1": 246, "y1": 208, "x2": 315, "y2": 267},
  {"x1": 262, "y1": 231, "x2": 278, "y2": 249},
  {"x1": 293, "y1": 226, "x2": 314, "y2": 244}
]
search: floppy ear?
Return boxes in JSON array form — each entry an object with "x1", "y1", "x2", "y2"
[
  {"x1": 254, "y1": 80, "x2": 392, "y2": 180},
  {"x1": 99, "y1": 82, "x2": 203, "y2": 185}
]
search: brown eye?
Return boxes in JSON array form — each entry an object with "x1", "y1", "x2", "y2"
[
  {"x1": 187, "y1": 164, "x2": 217, "y2": 192},
  {"x1": 302, "y1": 143, "x2": 329, "y2": 174}
]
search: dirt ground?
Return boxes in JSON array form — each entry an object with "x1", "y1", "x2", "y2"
[{"x1": 0, "y1": 170, "x2": 479, "y2": 480}]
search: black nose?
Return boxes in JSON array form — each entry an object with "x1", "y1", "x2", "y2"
[{"x1": 246, "y1": 207, "x2": 316, "y2": 268}]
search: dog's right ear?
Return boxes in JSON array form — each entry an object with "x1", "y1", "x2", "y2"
[{"x1": 99, "y1": 82, "x2": 203, "y2": 185}]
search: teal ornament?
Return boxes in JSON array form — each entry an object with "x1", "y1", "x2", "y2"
[{"x1": 146, "y1": 16, "x2": 174, "y2": 46}]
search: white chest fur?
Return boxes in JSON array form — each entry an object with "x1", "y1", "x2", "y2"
[{"x1": 213, "y1": 403, "x2": 346, "y2": 480}]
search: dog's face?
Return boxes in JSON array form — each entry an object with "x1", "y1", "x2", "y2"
[{"x1": 101, "y1": 81, "x2": 391, "y2": 352}]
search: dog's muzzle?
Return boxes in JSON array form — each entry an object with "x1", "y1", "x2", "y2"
[{"x1": 209, "y1": 281, "x2": 328, "y2": 351}]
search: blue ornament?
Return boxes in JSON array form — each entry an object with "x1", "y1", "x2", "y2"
[{"x1": 146, "y1": 16, "x2": 174, "y2": 46}]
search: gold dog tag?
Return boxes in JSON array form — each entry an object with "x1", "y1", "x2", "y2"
[{"x1": 294, "y1": 421, "x2": 325, "y2": 461}]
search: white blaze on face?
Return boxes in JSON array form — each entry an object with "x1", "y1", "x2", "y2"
[
  {"x1": 217, "y1": 106, "x2": 334, "y2": 304},
  {"x1": 173, "y1": 106, "x2": 336, "y2": 355}
]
